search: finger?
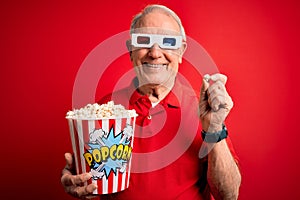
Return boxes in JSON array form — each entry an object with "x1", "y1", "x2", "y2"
[
  {"x1": 209, "y1": 87, "x2": 233, "y2": 111},
  {"x1": 225, "y1": 95, "x2": 234, "y2": 110},
  {"x1": 207, "y1": 81, "x2": 225, "y2": 95},
  {"x1": 62, "y1": 172, "x2": 92, "y2": 187},
  {"x1": 68, "y1": 183, "x2": 98, "y2": 199},
  {"x1": 208, "y1": 89, "x2": 226, "y2": 104},
  {"x1": 72, "y1": 173, "x2": 92, "y2": 185},
  {"x1": 85, "y1": 183, "x2": 98, "y2": 194},
  {"x1": 84, "y1": 194, "x2": 99, "y2": 200},
  {"x1": 210, "y1": 73, "x2": 227, "y2": 85},
  {"x1": 207, "y1": 81, "x2": 226, "y2": 101},
  {"x1": 210, "y1": 95, "x2": 226, "y2": 112},
  {"x1": 61, "y1": 174, "x2": 74, "y2": 186},
  {"x1": 211, "y1": 93, "x2": 233, "y2": 112}
]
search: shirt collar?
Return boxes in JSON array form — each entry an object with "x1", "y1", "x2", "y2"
[{"x1": 127, "y1": 77, "x2": 187, "y2": 108}]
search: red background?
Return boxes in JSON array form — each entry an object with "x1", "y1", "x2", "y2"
[{"x1": 1, "y1": 0, "x2": 299, "y2": 199}]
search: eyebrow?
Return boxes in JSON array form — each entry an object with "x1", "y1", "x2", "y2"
[{"x1": 132, "y1": 28, "x2": 181, "y2": 35}]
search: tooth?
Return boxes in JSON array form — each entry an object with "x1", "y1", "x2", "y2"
[{"x1": 143, "y1": 63, "x2": 167, "y2": 68}]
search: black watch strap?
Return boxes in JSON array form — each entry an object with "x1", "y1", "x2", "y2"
[{"x1": 201, "y1": 124, "x2": 228, "y2": 143}]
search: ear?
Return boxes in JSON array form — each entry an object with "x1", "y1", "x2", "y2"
[
  {"x1": 126, "y1": 39, "x2": 133, "y2": 60},
  {"x1": 126, "y1": 39, "x2": 132, "y2": 51},
  {"x1": 178, "y1": 42, "x2": 187, "y2": 64}
]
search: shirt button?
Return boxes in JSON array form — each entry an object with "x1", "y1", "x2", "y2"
[{"x1": 147, "y1": 115, "x2": 152, "y2": 120}]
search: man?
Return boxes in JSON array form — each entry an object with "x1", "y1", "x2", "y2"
[{"x1": 61, "y1": 4, "x2": 241, "y2": 200}]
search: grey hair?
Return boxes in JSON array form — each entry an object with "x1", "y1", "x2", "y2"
[{"x1": 130, "y1": 4, "x2": 186, "y2": 41}]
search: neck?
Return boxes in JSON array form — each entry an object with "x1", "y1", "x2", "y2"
[{"x1": 138, "y1": 83, "x2": 173, "y2": 103}]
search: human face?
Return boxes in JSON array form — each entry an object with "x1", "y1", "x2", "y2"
[{"x1": 130, "y1": 11, "x2": 186, "y2": 89}]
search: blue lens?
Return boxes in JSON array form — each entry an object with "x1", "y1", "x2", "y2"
[{"x1": 163, "y1": 38, "x2": 176, "y2": 46}]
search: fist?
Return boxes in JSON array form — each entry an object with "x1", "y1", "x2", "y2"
[{"x1": 199, "y1": 73, "x2": 233, "y2": 132}]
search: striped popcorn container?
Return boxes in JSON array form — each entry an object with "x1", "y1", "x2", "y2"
[{"x1": 66, "y1": 113, "x2": 137, "y2": 195}]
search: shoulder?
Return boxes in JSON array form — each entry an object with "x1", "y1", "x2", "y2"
[{"x1": 97, "y1": 86, "x2": 134, "y2": 108}]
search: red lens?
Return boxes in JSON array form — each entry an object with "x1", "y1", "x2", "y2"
[{"x1": 137, "y1": 36, "x2": 150, "y2": 44}]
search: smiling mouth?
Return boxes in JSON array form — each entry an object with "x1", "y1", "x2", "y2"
[{"x1": 142, "y1": 63, "x2": 168, "y2": 68}]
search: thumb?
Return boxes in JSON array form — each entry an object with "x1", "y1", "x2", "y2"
[
  {"x1": 64, "y1": 152, "x2": 74, "y2": 169},
  {"x1": 200, "y1": 75, "x2": 210, "y2": 101},
  {"x1": 199, "y1": 75, "x2": 210, "y2": 119}
]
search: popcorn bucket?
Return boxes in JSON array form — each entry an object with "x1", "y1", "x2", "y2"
[{"x1": 66, "y1": 103, "x2": 137, "y2": 195}]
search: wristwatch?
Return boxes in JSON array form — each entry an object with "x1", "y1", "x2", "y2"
[{"x1": 201, "y1": 124, "x2": 228, "y2": 143}]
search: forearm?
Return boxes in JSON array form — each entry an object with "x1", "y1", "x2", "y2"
[{"x1": 207, "y1": 140, "x2": 241, "y2": 200}]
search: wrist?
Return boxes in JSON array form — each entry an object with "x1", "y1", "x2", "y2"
[{"x1": 201, "y1": 124, "x2": 228, "y2": 143}]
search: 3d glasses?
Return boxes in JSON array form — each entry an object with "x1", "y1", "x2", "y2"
[{"x1": 131, "y1": 33, "x2": 183, "y2": 49}]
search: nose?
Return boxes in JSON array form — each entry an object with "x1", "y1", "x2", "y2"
[{"x1": 148, "y1": 43, "x2": 163, "y2": 58}]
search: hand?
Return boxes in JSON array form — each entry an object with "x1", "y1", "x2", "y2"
[
  {"x1": 199, "y1": 73, "x2": 233, "y2": 132},
  {"x1": 61, "y1": 153, "x2": 98, "y2": 199}
]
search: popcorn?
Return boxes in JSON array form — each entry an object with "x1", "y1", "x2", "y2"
[
  {"x1": 66, "y1": 101, "x2": 137, "y2": 119},
  {"x1": 204, "y1": 74, "x2": 211, "y2": 82}
]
